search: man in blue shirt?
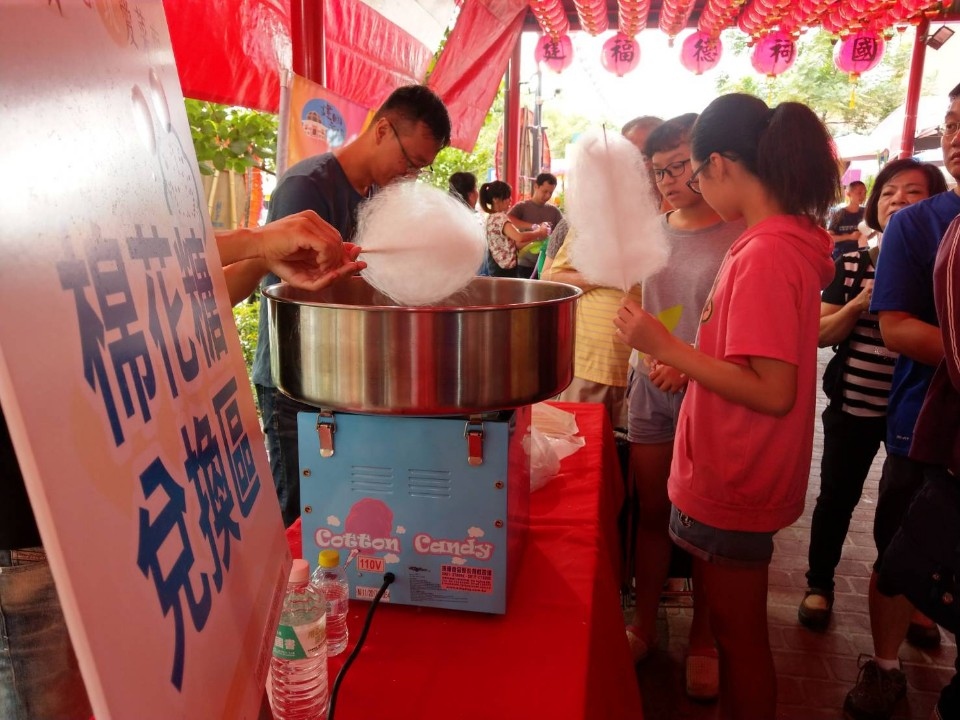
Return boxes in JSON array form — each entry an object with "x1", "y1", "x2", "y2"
[
  {"x1": 844, "y1": 81, "x2": 960, "y2": 720},
  {"x1": 250, "y1": 85, "x2": 451, "y2": 526}
]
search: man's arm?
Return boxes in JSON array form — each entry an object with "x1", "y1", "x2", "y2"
[
  {"x1": 940, "y1": 219, "x2": 960, "y2": 390},
  {"x1": 506, "y1": 201, "x2": 536, "y2": 231},
  {"x1": 872, "y1": 207, "x2": 943, "y2": 368},
  {"x1": 878, "y1": 312, "x2": 944, "y2": 367},
  {"x1": 819, "y1": 288, "x2": 871, "y2": 347},
  {"x1": 218, "y1": 210, "x2": 363, "y2": 305}
]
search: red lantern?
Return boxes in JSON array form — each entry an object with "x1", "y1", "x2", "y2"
[
  {"x1": 534, "y1": 33, "x2": 574, "y2": 74},
  {"x1": 834, "y1": 30, "x2": 885, "y2": 78},
  {"x1": 750, "y1": 31, "x2": 796, "y2": 77},
  {"x1": 574, "y1": 0, "x2": 609, "y2": 35},
  {"x1": 600, "y1": 32, "x2": 640, "y2": 76},
  {"x1": 680, "y1": 31, "x2": 723, "y2": 74}
]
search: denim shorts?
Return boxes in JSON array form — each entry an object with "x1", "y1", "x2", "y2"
[
  {"x1": 669, "y1": 506, "x2": 776, "y2": 568},
  {"x1": 626, "y1": 369, "x2": 684, "y2": 444}
]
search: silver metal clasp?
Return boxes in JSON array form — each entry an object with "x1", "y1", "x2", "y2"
[
  {"x1": 316, "y1": 410, "x2": 336, "y2": 458},
  {"x1": 464, "y1": 416, "x2": 484, "y2": 466}
]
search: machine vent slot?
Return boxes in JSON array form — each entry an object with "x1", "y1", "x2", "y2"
[
  {"x1": 407, "y1": 469, "x2": 452, "y2": 499},
  {"x1": 350, "y1": 466, "x2": 394, "y2": 494}
]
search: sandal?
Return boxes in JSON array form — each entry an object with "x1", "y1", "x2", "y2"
[
  {"x1": 625, "y1": 625, "x2": 658, "y2": 664},
  {"x1": 685, "y1": 653, "x2": 719, "y2": 702},
  {"x1": 798, "y1": 588, "x2": 833, "y2": 631},
  {"x1": 906, "y1": 620, "x2": 941, "y2": 649}
]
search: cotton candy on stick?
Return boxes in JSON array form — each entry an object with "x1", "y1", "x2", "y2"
[
  {"x1": 566, "y1": 130, "x2": 669, "y2": 292},
  {"x1": 355, "y1": 180, "x2": 487, "y2": 305}
]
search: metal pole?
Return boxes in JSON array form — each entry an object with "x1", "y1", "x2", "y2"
[
  {"x1": 900, "y1": 17, "x2": 930, "y2": 159},
  {"x1": 291, "y1": 0, "x2": 325, "y2": 85},
  {"x1": 505, "y1": 34, "x2": 522, "y2": 196},
  {"x1": 532, "y1": 68, "x2": 543, "y2": 185}
]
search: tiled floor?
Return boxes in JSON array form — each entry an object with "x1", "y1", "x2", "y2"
[{"x1": 630, "y1": 349, "x2": 957, "y2": 720}]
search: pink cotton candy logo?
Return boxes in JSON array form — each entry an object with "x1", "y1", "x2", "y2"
[{"x1": 345, "y1": 498, "x2": 393, "y2": 537}]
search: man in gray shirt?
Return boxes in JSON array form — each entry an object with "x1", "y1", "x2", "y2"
[{"x1": 507, "y1": 172, "x2": 563, "y2": 273}]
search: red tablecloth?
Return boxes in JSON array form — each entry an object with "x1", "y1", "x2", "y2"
[{"x1": 285, "y1": 402, "x2": 642, "y2": 720}]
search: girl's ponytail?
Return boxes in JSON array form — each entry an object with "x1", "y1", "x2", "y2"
[
  {"x1": 757, "y1": 102, "x2": 841, "y2": 224},
  {"x1": 692, "y1": 93, "x2": 841, "y2": 224},
  {"x1": 478, "y1": 181, "x2": 511, "y2": 214}
]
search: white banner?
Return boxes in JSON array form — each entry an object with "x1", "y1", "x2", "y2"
[{"x1": 0, "y1": 2, "x2": 289, "y2": 718}]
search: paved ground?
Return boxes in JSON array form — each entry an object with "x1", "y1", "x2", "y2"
[{"x1": 630, "y1": 348, "x2": 957, "y2": 720}]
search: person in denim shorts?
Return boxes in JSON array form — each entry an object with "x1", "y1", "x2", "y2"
[
  {"x1": 615, "y1": 93, "x2": 838, "y2": 718},
  {"x1": 621, "y1": 113, "x2": 742, "y2": 704}
]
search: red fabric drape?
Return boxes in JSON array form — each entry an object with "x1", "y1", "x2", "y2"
[
  {"x1": 428, "y1": 0, "x2": 529, "y2": 151},
  {"x1": 323, "y1": 0, "x2": 434, "y2": 111},
  {"x1": 164, "y1": 0, "x2": 432, "y2": 113},
  {"x1": 165, "y1": 0, "x2": 290, "y2": 112}
]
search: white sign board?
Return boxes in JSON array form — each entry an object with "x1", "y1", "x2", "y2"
[{"x1": 0, "y1": 2, "x2": 290, "y2": 718}]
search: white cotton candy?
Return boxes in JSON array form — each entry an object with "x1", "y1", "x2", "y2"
[
  {"x1": 565, "y1": 130, "x2": 670, "y2": 292},
  {"x1": 356, "y1": 180, "x2": 487, "y2": 306}
]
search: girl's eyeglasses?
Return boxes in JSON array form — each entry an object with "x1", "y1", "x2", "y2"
[
  {"x1": 652, "y1": 159, "x2": 691, "y2": 183},
  {"x1": 686, "y1": 160, "x2": 710, "y2": 195}
]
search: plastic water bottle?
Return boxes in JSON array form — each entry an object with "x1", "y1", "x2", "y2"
[
  {"x1": 311, "y1": 549, "x2": 349, "y2": 656},
  {"x1": 271, "y1": 559, "x2": 328, "y2": 719}
]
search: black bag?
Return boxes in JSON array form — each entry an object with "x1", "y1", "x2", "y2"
[
  {"x1": 876, "y1": 469, "x2": 960, "y2": 634},
  {"x1": 821, "y1": 343, "x2": 849, "y2": 400},
  {"x1": 821, "y1": 248, "x2": 876, "y2": 404}
]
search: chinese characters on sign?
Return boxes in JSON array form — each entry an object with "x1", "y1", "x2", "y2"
[{"x1": 58, "y1": 221, "x2": 262, "y2": 690}]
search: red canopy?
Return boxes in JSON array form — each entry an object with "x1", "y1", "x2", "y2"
[
  {"x1": 163, "y1": 0, "x2": 433, "y2": 114},
  {"x1": 428, "y1": 0, "x2": 530, "y2": 150}
]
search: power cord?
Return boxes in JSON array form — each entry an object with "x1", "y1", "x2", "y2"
[{"x1": 327, "y1": 572, "x2": 395, "y2": 720}]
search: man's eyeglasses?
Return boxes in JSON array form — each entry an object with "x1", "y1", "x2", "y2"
[
  {"x1": 686, "y1": 159, "x2": 710, "y2": 195},
  {"x1": 652, "y1": 159, "x2": 691, "y2": 183},
  {"x1": 938, "y1": 121, "x2": 960, "y2": 139},
  {"x1": 387, "y1": 119, "x2": 432, "y2": 177}
]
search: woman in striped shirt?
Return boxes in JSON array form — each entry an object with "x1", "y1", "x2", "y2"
[{"x1": 798, "y1": 158, "x2": 947, "y2": 632}]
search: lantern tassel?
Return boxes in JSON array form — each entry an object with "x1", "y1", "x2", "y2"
[{"x1": 848, "y1": 73, "x2": 860, "y2": 109}]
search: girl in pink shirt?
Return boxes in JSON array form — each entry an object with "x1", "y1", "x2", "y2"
[{"x1": 615, "y1": 93, "x2": 838, "y2": 719}]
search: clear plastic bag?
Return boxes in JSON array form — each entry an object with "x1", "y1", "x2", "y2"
[{"x1": 528, "y1": 403, "x2": 585, "y2": 491}]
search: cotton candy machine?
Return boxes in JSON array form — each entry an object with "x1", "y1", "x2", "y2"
[{"x1": 264, "y1": 277, "x2": 581, "y2": 613}]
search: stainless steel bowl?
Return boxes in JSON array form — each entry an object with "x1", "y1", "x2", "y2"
[{"x1": 264, "y1": 277, "x2": 581, "y2": 415}]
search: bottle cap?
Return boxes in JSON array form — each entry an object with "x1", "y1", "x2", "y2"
[
  {"x1": 318, "y1": 549, "x2": 341, "y2": 568},
  {"x1": 289, "y1": 558, "x2": 309, "y2": 583}
]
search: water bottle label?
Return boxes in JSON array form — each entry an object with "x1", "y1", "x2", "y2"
[{"x1": 273, "y1": 620, "x2": 326, "y2": 660}]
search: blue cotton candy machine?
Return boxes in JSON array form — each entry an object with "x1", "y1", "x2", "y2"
[{"x1": 263, "y1": 276, "x2": 580, "y2": 613}]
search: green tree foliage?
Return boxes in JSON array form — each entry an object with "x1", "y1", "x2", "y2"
[
  {"x1": 716, "y1": 29, "x2": 914, "y2": 135},
  {"x1": 424, "y1": 144, "x2": 495, "y2": 191},
  {"x1": 182, "y1": 100, "x2": 275, "y2": 387},
  {"x1": 231, "y1": 300, "x2": 260, "y2": 402},
  {"x1": 185, "y1": 99, "x2": 278, "y2": 176},
  {"x1": 542, "y1": 104, "x2": 598, "y2": 157},
  {"x1": 422, "y1": 84, "x2": 501, "y2": 191},
  {"x1": 422, "y1": 81, "x2": 598, "y2": 194}
]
